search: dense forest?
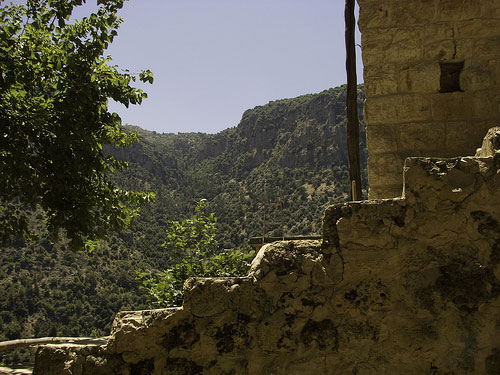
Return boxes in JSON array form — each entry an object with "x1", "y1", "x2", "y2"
[{"x1": 0, "y1": 84, "x2": 366, "y2": 365}]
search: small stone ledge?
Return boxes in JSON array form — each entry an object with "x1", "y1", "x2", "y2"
[
  {"x1": 403, "y1": 154, "x2": 500, "y2": 209},
  {"x1": 323, "y1": 198, "x2": 406, "y2": 252}
]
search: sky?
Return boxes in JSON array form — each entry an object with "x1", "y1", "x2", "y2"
[
  {"x1": 7, "y1": 0, "x2": 363, "y2": 134},
  {"x1": 104, "y1": 0, "x2": 363, "y2": 134}
]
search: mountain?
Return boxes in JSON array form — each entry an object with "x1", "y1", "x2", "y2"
[
  {"x1": 110, "y1": 85, "x2": 367, "y2": 258},
  {"x1": 0, "y1": 85, "x2": 366, "y2": 365}
]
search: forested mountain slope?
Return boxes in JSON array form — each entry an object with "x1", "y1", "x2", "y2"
[
  {"x1": 0, "y1": 85, "x2": 366, "y2": 365},
  {"x1": 112, "y1": 85, "x2": 366, "y2": 258}
]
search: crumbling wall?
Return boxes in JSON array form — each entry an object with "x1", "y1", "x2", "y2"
[
  {"x1": 33, "y1": 130, "x2": 500, "y2": 374},
  {"x1": 358, "y1": 0, "x2": 500, "y2": 198}
]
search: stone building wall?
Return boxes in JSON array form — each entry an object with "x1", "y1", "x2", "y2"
[{"x1": 358, "y1": 0, "x2": 500, "y2": 198}]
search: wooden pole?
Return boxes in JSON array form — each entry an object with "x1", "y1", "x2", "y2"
[
  {"x1": 345, "y1": 0, "x2": 362, "y2": 201},
  {"x1": 0, "y1": 337, "x2": 109, "y2": 352}
]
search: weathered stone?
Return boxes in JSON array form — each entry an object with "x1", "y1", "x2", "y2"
[
  {"x1": 456, "y1": 19, "x2": 500, "y2": 39},
  {"x1": 368, "y1": 184, "x2": 403, "y2": 200},
  {"x1": 358, "y1": 0, "x2": 436, "y2": 29},
  {"x1": 445, "y1": 121, "x2": 493, "y2": 157},
  {"x1": 421, "y1": 23, "x2": 455, "y2": 46},
  {"x1": 422, "y1": 39, "x2": 456, "y2": 61},
  {"x1": 360, "y1": 0, "x2": 500, "y2": 198},
  {"x1": 430, "y1": 92, "x2": 474, "y2": 121},
  {"x1": 363, "y1": 63, "x2": 398, "y2": 97},
  {"x1": 460, "y1": 60, "x2": 500, "y2": 91},
  {"x1": 475, "y1": 127, "x2": 500, "y2": 157},
  {"x1": 33, "y1": 132, "x2": 500, "y2": 373},
  {"x1": 397, "y1": 62, "x2": 441, "y2": 93},
  {"x1": 365, "y1": 124, "x2": 397, "y2": 155},
  {"x1": 363, "y1": 28, "x2": 424, "y2": 65},
  {"x1": 366, "y1": 153, "x2": 403, "y2": 187},
  {"x1": 398, "y1": 122, "x2": 446, "y2": 155},
  {"x1": 473, "y1": 90, "x2": 500, "y2": 120},
  {"x1": 365, "y1": 95, "x2": 432, "y2": 126}
]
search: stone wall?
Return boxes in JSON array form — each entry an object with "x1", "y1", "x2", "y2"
[
  {"x1": 358, "y1": 0, "x2": 500, "y2": 198},
  {"x1": 33, "y1": 130, "x2": 500, "y2": 374}
]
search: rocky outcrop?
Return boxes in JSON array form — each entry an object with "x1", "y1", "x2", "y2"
[
  {"x1": 475, "y1": 127, "x2": 500, "y2": 157},
  {"x1": 33, "y1": 130, "x2": 500, "y2": 374}
]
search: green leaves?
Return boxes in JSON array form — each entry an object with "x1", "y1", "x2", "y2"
[
  {"x1": 136, "y1": 200, "x2": 255, "y2": 307},
  {"x1": 161, "y1": 199, "x2": 218, "y2": 261},
  {"x1": 139, "y1": 69, "x2": 154, "y2": 84},
  {"x1": 0, "y1": 0, "x2": 154, "y2": 249}
]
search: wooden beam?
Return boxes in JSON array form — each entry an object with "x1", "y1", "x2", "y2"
[{"x1": 0, "y1": 337, "x2": 108, "y2": 352}]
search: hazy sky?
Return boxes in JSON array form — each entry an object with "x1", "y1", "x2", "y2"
[
  {"x1": 7, "y1": 0, "x2": 363, "y2": 133},
  {"x1": 103, "y1": 0, "x2": 364, "y2": 134}
]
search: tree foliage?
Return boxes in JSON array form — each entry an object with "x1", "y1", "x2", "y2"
[
  {"x1": 0, "y1": 0, "x2": 154, "y2": 248},
  {"x1": 136, "y1": 200, "x2": 255, "y2": 307}
]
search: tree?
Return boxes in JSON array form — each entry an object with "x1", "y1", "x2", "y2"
[
  {"x1": 0, "y1": 0, "x2": 155, "y2": 248},
  {"x1": 136, "y1": 200, "x2": 255, "y2": 307}
]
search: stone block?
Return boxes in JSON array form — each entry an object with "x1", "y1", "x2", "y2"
[
  {"x1": 444, "y1": 121, "x2": 493, "y2": 156},
  {"x1": 183, "y1": 278, "x2": 237, "y2": 317},
  {"x1": 335, "y1": 199, "x2": 406, "y2": 249},
  {"x1": 436, "y1": 0, "x2": 482, "y2": 21},
  {"x1": 357, "y1": 2, "x2": 392, "y2": 30},
  {"x1": 423, "y1": 39, "x2": 457, "y2": 61},
  {"x1": 362, "y1": 28, "x2": 423, "y2": 65},
  {"x1": 398, "y1": 122, "x2": 446, "y2": 154},
  {"x1": 398, "y1": 62, "x2": 441, "y2": 93},
  {"x1": 455, "y1": 19, "x2": 500, "y2": 39},
  {"x1": 366, "y1": 124, "x2": 397, "y2": 155},
  {"x1": 473, "y1": 90, "x2": 500, "y2": 120},
  {"x1": 364, "y1": 74, "x2": 398, "y2": 97},
  {"x1": 460, "y1": 60, "x2": 499, "y2": 91},
  {"x1": 363, "y1": 64, "x2": 398, "y2": 96},
  {"x1": 493, "y1": 59, "x2": 500, "y2": 87},
  {"x1": 470, "y1": 37, "x2": 500, "y2": 59},
  {"x1": 451, "y1": 38, "x2": 475, "y2": 61},
  {"x1": 430, "y1": 92, "x2": 474, "y2": 122},
  {"x1": 365, "y1": 95, "x2": 432, "y2": 125},
  {"x1": 368, "y1": 184, "x2": 403, "y2": 200},
  {"x1": 387, "y1": 29, "x2": 424, "y2": 64},
  {"x1": 358, "y1": 0, "x2": 436, "y2": 29},
  {"x1": 368, "y1": 153, "x2": 404, "y2": 187},
  {"x1": 421, "y1": 23, "x2": 455, "y2": 45},
  {"x1": 360, "y1": 29, "x2": 394, "y2": 67},
  {"x1": 368, "y1": 174, "x2": 403, "y2": 199},
  {"x1": 479, "y1": 0, "x2": 500, "y2": 18}
]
